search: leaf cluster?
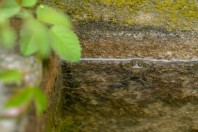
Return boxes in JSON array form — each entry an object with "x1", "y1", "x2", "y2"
[
  {"x1": 0, "y1": 0, "x2": 81, "y2": 116},
  {"x1": 5, "y1": 86, "x2": 48, "y2": 116},
  {"x1": 0, "y1": 68, "x2": 47, "y2": 116},
  {"x1": 0, "y1": 0, "x2": 81, "y2": 62}
]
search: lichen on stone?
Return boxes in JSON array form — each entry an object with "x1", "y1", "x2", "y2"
[{"x1": 40, "y1": 0, "x2": 197, "y2": 31}]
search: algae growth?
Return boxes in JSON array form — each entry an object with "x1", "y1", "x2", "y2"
[
  {"x1": 39, "y1": 1, "x2": 198, "y2": 131},
  {"x1": 46, "y1": 60, "x2": 198, "y2": 132},
  {"x1": 40, "y1": 0, "x2": 198, "y2": 31}
]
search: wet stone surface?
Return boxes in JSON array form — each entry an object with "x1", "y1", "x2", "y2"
[{"x1": 58, "y1": 60, "x2": 198, "y2": 132}]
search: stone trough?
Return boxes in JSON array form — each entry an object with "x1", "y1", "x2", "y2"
[
  {"x1": 45, "y1": 24, "x2": 198, "y2": 132},
  {"x1": 59, "y1": 59, "x2": 198, "y2": 132}
]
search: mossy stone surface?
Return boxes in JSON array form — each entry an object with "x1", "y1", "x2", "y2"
[
  {"x1": 52, "y1": 60, "x2": 198, "y2": 132},
  {"x1": 39, "y1": 1, "x2": 198, "y2": 132},
  {"x1": 41, "y1": 0, "x2": 198, "y2": 31}
]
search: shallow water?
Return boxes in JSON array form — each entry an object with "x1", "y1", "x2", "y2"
[{"x1": 55, "y1": 58, "x2": 198, "y2": 132}]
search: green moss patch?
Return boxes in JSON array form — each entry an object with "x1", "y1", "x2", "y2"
[{"x1": 39, "y1": 0, "x2": 198, "y2": 31}]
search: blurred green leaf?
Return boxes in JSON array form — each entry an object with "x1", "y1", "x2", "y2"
[
  {"x1": 32, "y1": 87, "x2": 48, "y2": 116},
  {"x1": 0, "y1": 69, "x2": 22, "y2": 84},
  {"x1": 0, "y1": 0, "x2": 20, "y2": 19},
  {"x1": 0, "y1": 25, "x2": 16, "y2": 49},
  {"x1": 20, "y1": 25, "x2": 38, "y2": 56},
  {"x1": 36, "y1": 5, "x2": 71, "y2": 27},
  {"x1": 5, "y1": 87, "x2": 32, "y2": 108},
  {"x1": 20, "y1": 18, "x2": 51, "y2": 57},
  {"x1": 18, "y1": 10, "x2": 33, "y2": 19},
  {"x1": 5, "y1": 86, "x2": 47, "y2": 116},
  {"x1": 50, "y1": 25, "x2": 81, "y2": 62},
  {"x1": 21, "y1": 0, "x2": 37, "y2": 7}
]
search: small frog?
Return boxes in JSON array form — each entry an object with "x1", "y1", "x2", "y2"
[
  {"x1": 122, "y1": 60, "x2": 151, "y2": 74},
  {"x1": 131, "y1": 60, "x2": 149, "y2": 72},
  {"x1": 120, "y1": 60, "x2": 154, "y2": 87}
]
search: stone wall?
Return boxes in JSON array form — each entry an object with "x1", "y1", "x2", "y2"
[
  {"x1": 40, "y1": 0, "x2": 198, "y2": 131},
  {"x1": 1, "y1": 0, "x2": 197, "y2": 131},
  {"x1": 41, "y1": 0, "x2": 198, "y2": 31}
]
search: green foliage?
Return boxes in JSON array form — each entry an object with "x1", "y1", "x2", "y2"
[
  {"x1": 0, "y1": 0, "x2": 81, "y2": 60},
  {"x1": 0, "y1": 23, "x2": 16, "y2": 49},
  {"x1": 21, "y1": 0, "x2": 38, "y2": 7},
  {"x1": 5, "y1": 87, "x2": 48, "y2": 116},
  {"x1": 50, "y1": 25, "x2": 81, "y2": 62},
  {"x1": 0, "y1": 0, "x2": 81, "y2": 116},
  {"x1": 20, "y1": 17, "x2": 50, "y2": 57},
  {"x1": 32, "y1": 87, "x2": 48, "y2": 116},
  {"x1": 36, "y1": 5, "x2": 72, "y2": 28},
  {"x1": 5, "y1": 87, "x2": 32, "y2": 108},
  {"x1": 0, "y1": 0, "x2": 20, "y2": 20},
  {"x1": 0, "y1": 69, "x2": 22, "y2": 84}
]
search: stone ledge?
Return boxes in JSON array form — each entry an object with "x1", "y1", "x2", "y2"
[
  {"x1": 75, "y1": 22, "x2": 198, "y2": 59},
  {"x1": 41, "y1": 0, "x2": 198, "y2": 31}
]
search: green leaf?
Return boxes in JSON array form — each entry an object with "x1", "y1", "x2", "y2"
[
  {"x1": 0, "y1": 0, "x2": 20, "y2": 19},
  {"x1": 5, "y1": 87, "x2": 32, "y2": 108},
  {"x1": 20, "y1": 27, "x2": 38, "y2": 56},
  {"x1": 0, "y1": 25, "x2": 16, "y2": 49},
  {"x1": 0, "y1": 7, "x2": 20, "y2": 19},
  {"x1": 20, "y1": 18, "x2": 51, "y2": 57},
  {"x1": 50, "y1": 25, "x2": 81, "y2": 62},
  {"x1": 36, "y1": 5, "x2": 71, "y2": 27},
  {"x1": 21, "y1": 0, "x2": 37, "y2": 7},
  {"x1": 5, "y1": 87, "x2": 47, "y2": 116},
  {"x1": 0, "y1": 69, "x2": 22, "y2": 84},
  {"x1": 32, "y1": 88, "x2": 48, "y2": 116}
]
